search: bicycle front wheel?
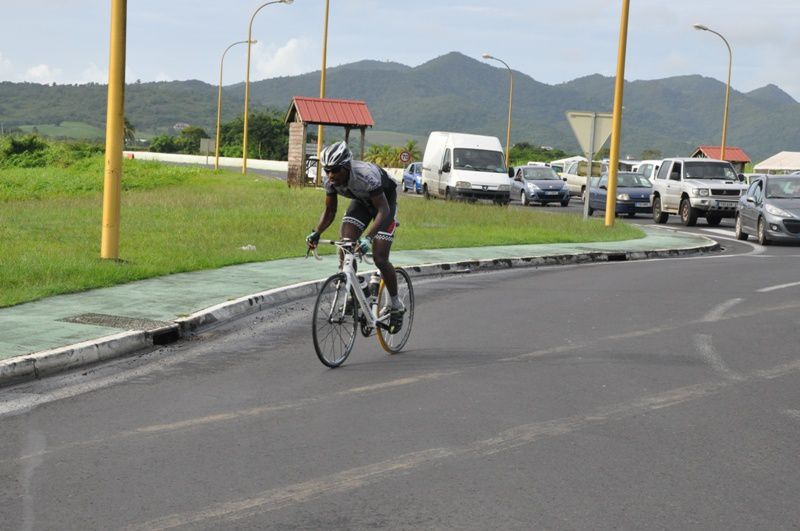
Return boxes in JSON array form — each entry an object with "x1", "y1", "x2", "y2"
[
  {"x1": 312, "y1": 273, "x2": 357, "y2": 368},
  {"x1": 376, "y1": 268, "x2": 414, "y2": 354}
]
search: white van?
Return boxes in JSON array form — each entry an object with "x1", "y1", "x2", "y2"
[
  {"x1": 421, "y1": 132, "x2": 510, "y2": 204},
  {"x1": 634, "y1": 159, "x2": 662, "y2": 182}
]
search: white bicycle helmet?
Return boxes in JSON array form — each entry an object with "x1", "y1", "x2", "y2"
[{"x1": 320, "y1": 141, "x2": 352, "y2": 170}]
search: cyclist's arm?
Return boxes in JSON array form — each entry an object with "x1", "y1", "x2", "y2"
[
  {"x1": 314, "y1": 193, "x2": 338, "y2": 235},
  {"x1": 365, "y1": 191, "x2": 390, "y2": 240}
]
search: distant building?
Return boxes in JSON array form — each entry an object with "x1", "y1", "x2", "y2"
[{"x1": 690, "y1": 145, "x2": 751, "y2": 174}]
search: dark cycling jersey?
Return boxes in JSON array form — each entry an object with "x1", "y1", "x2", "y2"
[{"x1": 324, "y1": 160, "x2": 396, "y2": 201}]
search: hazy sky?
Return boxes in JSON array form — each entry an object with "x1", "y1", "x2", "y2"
[{"x1": 2, "y1": 1, "x2": 799, "y2": 101}]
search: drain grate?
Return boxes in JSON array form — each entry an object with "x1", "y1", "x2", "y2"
[{"x1": 59, "y1": 313, "x2": 172, "y2": 331}]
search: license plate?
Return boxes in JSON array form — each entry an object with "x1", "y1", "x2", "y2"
[
  {"x1": 545, "y1": 191, "x2": 558, "y2": 195},
  {"x1": 635, "y1": 202, "x2": 649, "y2": 207},
  {"x1": 718, "y1": 201, "x2": 736, "y2": 208}
]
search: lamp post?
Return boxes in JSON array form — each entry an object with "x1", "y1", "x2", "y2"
[
  {"x1": 242, "y1": 0, "x2": 293, "y2": 174},
  {"x1": 481, "y1": 53, "x2": 513, "y2": 166},
  {"x1": 315, "y1": 0, "x2": 330, "y2": 186},
  {"x1": 101, "y1": 0, "x2": 126, "y2": 260},
  {"x1": 693, "y1": 23, "x2": 732, "y2": 161},
  {"x1": 215, "y1": 39, "x2": 252, "y2": 170}
]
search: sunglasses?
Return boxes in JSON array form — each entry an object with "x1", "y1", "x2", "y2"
[{"x1": 324, "y1": 165, "x2": 345, "y2": 174}]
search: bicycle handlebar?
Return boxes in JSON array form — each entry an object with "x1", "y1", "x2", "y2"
[{"x1": 306, "y1": 239, "x2": 373, "y2": 264}]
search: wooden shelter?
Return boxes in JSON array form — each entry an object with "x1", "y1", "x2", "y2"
[
  {"x1": 284, "y1": 97, "x2": 374, "y2": 186},
  {"x1": 690, "y1": 145, "x2": 751, "y2": 174}
]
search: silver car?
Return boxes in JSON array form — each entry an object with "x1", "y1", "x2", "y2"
[{"x1": 735, "y1": 175, "x2": 800, "y2": 244}]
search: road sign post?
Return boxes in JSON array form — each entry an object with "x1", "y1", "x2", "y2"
[{"x1": 565, "y1": 111, "x2": 613, "y2": 219}]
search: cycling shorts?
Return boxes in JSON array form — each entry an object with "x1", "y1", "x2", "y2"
[{"x1": 342, "y1": 184, "x2": 398, "y2": 242}]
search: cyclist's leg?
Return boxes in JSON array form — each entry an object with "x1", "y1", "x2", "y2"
[
  {"x1": 371, "y1": 235, "x2": 397, "y2": 296},
  {"x1": 339, "y1": 200, "x2": 367, "y2": 268},
  {"x1": 371, "y1": 190, "x2": 399, "y2": 299}
]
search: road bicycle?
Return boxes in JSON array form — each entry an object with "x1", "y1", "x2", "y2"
[{"x1": 308, "y1": 239, "x2": 414, "y2": 368}]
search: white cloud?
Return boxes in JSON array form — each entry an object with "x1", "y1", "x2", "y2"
[
  {"x1": 0, "y1": 52, "x2": 13, "y2": 77},
  {"x1": 80, "y1": 62, "x2": 107, "y2": 84},
  {"x1": 24, "y1": 64, "x2": 62, "y2": 83},
  {"x1": 252, "y1": 38, "x2": 314, "y2": 79}
]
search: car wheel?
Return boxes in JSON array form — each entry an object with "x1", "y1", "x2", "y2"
[
  {"x1": 561, "y1": 199, "x2": 570, "y2": 207},
  {"x1": 653, "y1": 197, "x2": 668, "y2": 224},
  {"x1": 706, "y1": 213, "x2": 722, "y2": 226},
  {"x1": 757, "y1": 217, "x2": 770, "y2": 245},
  {"x1": 520, "y1": 190, "x2": 529, "y2": 206},
  {"x1": 580, "y1": 187, "x2": 586, "y2": 203},
  {"x1": 626, "y1": 212, "x2": 636, "y2": 218},
  {"x1": 734, "y1": 214, "x2": 748, "y2": 241},
  {"x1": 680, "y1": 198, "x2": 698, "y2": 226},
  {"x1": 423, "y1": 184, "x2": 430, "y2": 200},
  {"x1": 445, "y1": 188, "x2": 453, "y2": 201},
  {"x1": 587, "y1": 205, "x2": 594, "y2": 216}
]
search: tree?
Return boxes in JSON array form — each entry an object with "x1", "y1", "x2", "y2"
[
  {"x1": 175, "y1": 125, "x2": 209, "y2": 154},
  {"x1": 149, "y1": 134, "x2": 177, "y2": 153},
  {"x1": 401, "y1": 139, "x2": 422, "y2": 161},
  {"x1": 123, "y1": 116, "x2": 136, "y2": 146},
  {"x1": 641, "y1": 148, "x2": 662, "y2": 160},
  {"x1": 218, "y1": 109, "x2": 288, "y2": 160}
]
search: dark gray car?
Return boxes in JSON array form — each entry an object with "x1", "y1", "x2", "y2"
[
  {"x1": 735, "y1": 175, "x2": 800, "y2": 244},
  {"x1": 510, "y1": 165, "x2": 570, "y2": 206}
]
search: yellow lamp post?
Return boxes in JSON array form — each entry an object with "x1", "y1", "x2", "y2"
[
  {"x1": 481, "y1": 53, "x2": 514, "y2": 166},
  {"x1": 101, "y1": 0, "x2": 127, "y2": 260},
  {"x1": 315, "y1": 0, "x2": 331, "y2": 186},
  {"x1": 215, "y1": 39, "x2": 253, "y2": 170},
  {"x1": 604, "y1": 0, "x2": 631, "y2": 227},
  {"x1": 242, "y1": 0, "x2": 293, "y2": 174},
  {"x1": 694, "y1": 23, "x2": 733, "y2": 161}
]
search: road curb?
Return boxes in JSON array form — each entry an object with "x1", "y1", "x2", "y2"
[{"x1": 0, "y1": 238, "x2": 718, "y2": 387}]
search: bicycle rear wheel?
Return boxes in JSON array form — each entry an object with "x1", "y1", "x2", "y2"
[
  {"x1": 312, "y1": 273, "x2": 357, "y2": 367},
  {"x1": 376, "y1": 268, "x2": 414, "y2": 354}
]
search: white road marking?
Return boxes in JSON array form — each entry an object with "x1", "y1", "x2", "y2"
[
  {"x1": 757, "y1": 280, "x2": 800, "y2": 293},
  {"x1": 125, "y1": 359, "x2": 800, "y2": 530},
  {"x1": 694, "y1": 334, "x2": 743, "y2": 381},
  {"x1": 783, "y1": 409, "x2": 800, "y2": 421},
  {"x1": 702, "y1": 298, "x2": 743, "y2": 322}
]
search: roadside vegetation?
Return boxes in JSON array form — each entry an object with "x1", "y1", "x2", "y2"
[{"x1": 0, "y1": 136, "x2": 643, "y2": 308}]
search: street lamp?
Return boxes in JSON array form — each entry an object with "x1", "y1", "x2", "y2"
[
  {"x1": 315, "y1": 0, "x2": 331, "y2": 186},
  {"x1": 693, "y1": 23, "x2": 732, "y2": 161},
  {"x1": 242, "y1": 0, "x2": 293, "y2": 174},
  {"x1": 216, "y1": 39, "x2": 253, "y2": 170},
  {"x1": 481, "y1": 53, "x2": 513, "y2": 166}
]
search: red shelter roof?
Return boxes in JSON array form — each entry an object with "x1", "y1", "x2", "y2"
[
  {"x1": 691, "y1": 145, "x2": 751, "y2": 163},
  {"x1": 285, "y1": 97, "x2": 374, "y2": 127}
]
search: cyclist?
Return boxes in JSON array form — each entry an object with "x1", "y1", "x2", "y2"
[{"x1": 305, "y1": 141, "x2": 405, "y2": 333}]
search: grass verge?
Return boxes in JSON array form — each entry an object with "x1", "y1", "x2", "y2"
[{"x1": 0, "y1": 157, "x2": 644, "y2": 307}]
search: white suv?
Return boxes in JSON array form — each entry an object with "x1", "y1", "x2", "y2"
[{"x1": 651, "y1": 157, "x2": 746, "y2": 226}]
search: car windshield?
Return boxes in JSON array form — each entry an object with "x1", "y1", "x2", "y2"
[
  {"x1": 765, "y1": 178, "x2": 800, "y2": 199},
  {"x1": 617, "y1": 173, "x2": 652, "y2": 188},
  {"x1": 522, "y1": 167, "x2": 560, "y2": 180},
  {"x1": 453, "y1": 148, "x2": 506, "y2": 173},
  {"x1": 684, "y1": 161, "x2": 738, "y2": 180}
]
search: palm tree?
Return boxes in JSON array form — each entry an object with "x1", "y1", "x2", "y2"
[
  {"x1": 123, "y1": 117, "x2": 136, "y2": 146},
  {"x1": 402, "y1": 139, "x2": 422, "y2": 161}
]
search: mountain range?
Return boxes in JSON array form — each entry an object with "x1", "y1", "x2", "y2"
[{"x1": 1, "y1": 51, "x2": 798, "y2": 162}]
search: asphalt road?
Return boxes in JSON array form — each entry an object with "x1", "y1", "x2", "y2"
[{"x1": 1, "y1": 227, "x2": 799, "y2": 529}]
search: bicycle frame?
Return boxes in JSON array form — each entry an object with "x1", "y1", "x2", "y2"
[{"x1": 311, "y1": 239, "x2": 386, "y2": 330}]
